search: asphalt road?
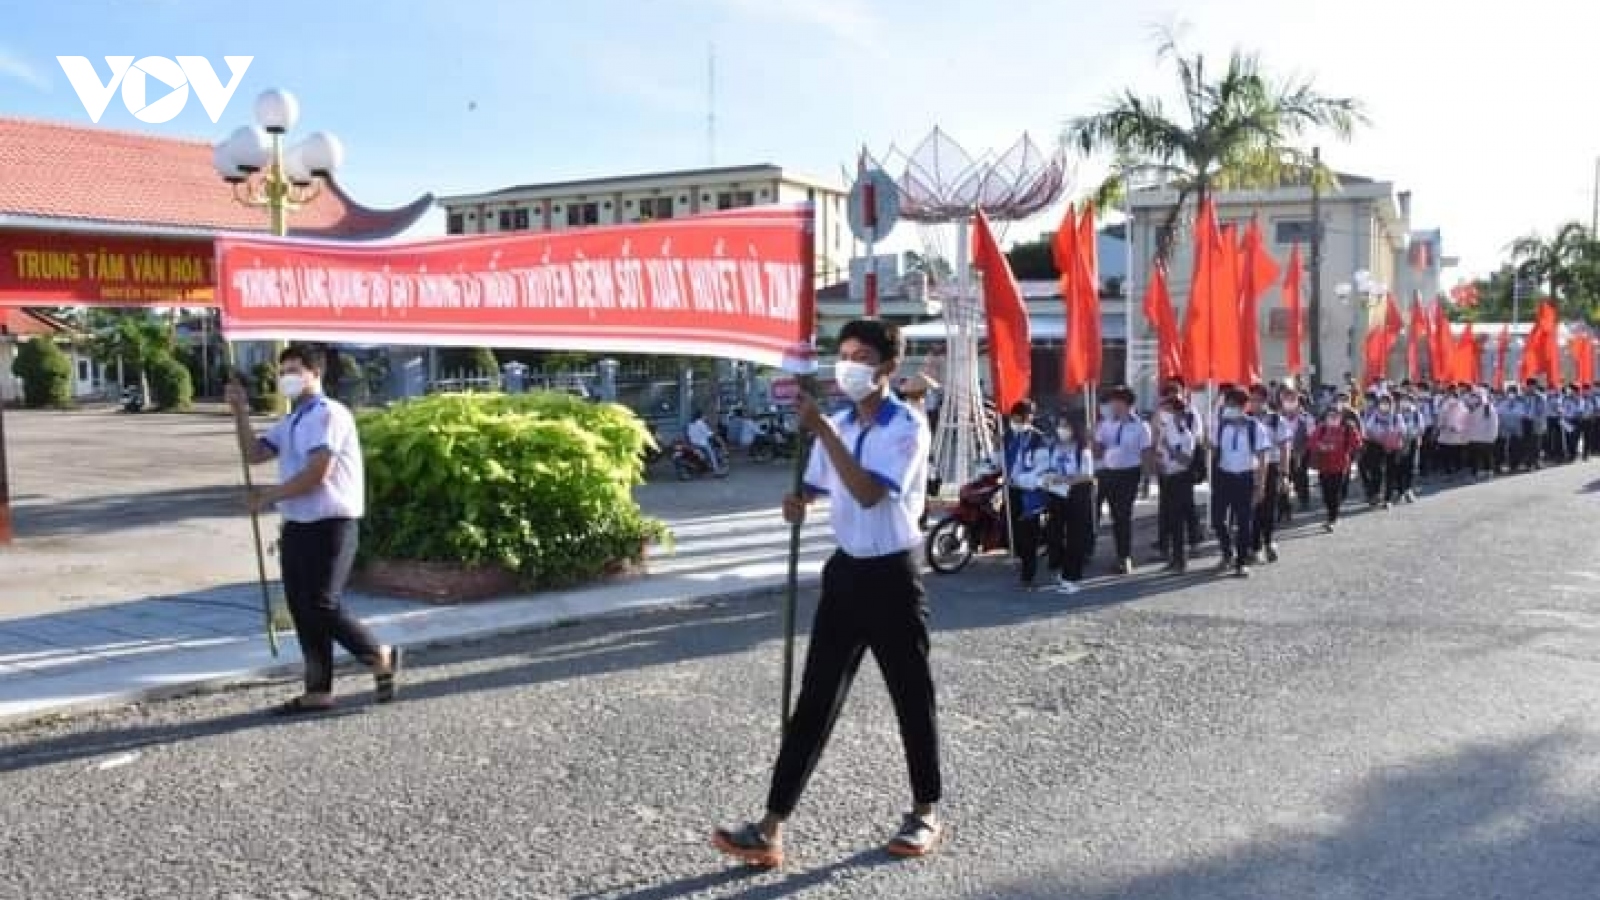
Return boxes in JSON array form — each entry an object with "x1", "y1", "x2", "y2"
[{"x1": 4, "y1": 463, "x2": 1600, "y2": 899}]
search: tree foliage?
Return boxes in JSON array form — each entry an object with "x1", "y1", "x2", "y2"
[
  {"x1": 357, "y1": 391, "x2": 667, "y2": 588},
  {"x1": 146, "y1": 351, "x2": 194, "y2": 411},
  {"x1": 1065, "y1": 26, "x2": 1366, "y2": 261},
  {"x1": 11, "y1": 335, "x2": 73, "y2": 408}
]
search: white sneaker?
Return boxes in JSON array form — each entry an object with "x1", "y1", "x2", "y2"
[{"x1": 1055, "y1": 578, "x2": 1080, "y2": 596}]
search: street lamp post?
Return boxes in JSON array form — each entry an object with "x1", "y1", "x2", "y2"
[{"x1": 212, "y1": 89, "x2": 344, "y2": 412}]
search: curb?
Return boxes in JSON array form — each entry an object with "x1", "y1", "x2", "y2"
[{"x1": 0, "y1": 576, "x2": 819, "y2": 731}]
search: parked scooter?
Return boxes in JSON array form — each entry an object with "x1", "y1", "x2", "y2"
[
  {"x1": 671, "y1": 436, "x2": 729, "y2": 480},
  {"x1": 924, "y1": 461, "x2": 1010, "y2": 574},
  {"x1": 120, "y1": 385, "x2": 145, "y2": 413}
]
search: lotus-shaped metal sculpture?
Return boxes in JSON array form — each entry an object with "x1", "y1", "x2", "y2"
[{"x1": 855, "y1": 128, "x2": 1068, "y2": 223}]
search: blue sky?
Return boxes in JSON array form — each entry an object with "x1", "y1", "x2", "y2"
[{"x1": 1, "y1": 0, "x2": 1597, "y2": 278}]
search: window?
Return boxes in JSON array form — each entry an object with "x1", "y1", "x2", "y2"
[
  {"x1": 566, "y1": 202, "x2": 600, "y2": 227},
  {"x1": 512, "y1": 208, "x2": 530, "y2": 230},
  {"x1": 77, "y1": 359, "x2": 89, "y2": 381},
  {"x1": 446, "y1": 213, "x2": 465, "y2": 235},
  {"x1": 498, "y1": 209, "x2": 513, "y2": 231},
  {"x1": 638, "y1": 197, "x2": 674, "y2": 220},
  {"x1": 716, "y1": 190, "x2": 756, "y2": 210},
  {"x1": 1274, "y1": 219, "x2": 1318, "y2": 244}
]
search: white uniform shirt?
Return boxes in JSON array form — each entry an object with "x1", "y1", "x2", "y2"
[
  {"x1": 261, "y1": 394, "x2": 365, "y2": 523},
  {"x1": 802, "y1": 396, "x2": 929, "y2": 559},
  {"x1": 1254, "y1": 412, "x2": 1296, "y2": 465},
  {"x1": 1156, "y1": 425, "x2": 1197, "y2": 477},
  {"x1": 1214, "y1": 415, "x2": 1271, "y2": 474},
  {"x1": 1095, "y1": 416, "x2": 1152, "y2": 471},
  {"x1": 686, "y1": 418, "x2": 714, "y2": 447}
]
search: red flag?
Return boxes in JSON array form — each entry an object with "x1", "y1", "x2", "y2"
[
  {"x1": 1363, "y1": 327, "x2": 1387, "y2": 386},
  {"x1": 1432, "y1": 302, "x2": 1453, "y2": 381},
  {"x1": 1578, "y1": 332, "x2": 1596, "y2": 385},
  {"x1": 1449, "y1": 282, "x2": 1479, "y2": 307},
  {"x1": 1407, "y1": 291, "x2": 1427, "y2": 383},
  {"x1": 1453, "y1": 320, "x2": 1478, "y2": 384},
  {"x1": 1524, "y1": 299, "x2": 1562, "y2": 387},
  {"x1": 1282, "y1": 244, "x2": 1305, "y2": 375},
  {"x1": 1051, "y1": 204, "x2": 1077, "y2": 285},
  {"x1": 1364, "y1": 294, "x2": 1404, "y2": 384},
  {"x1": 1494, "y1": 325, "x2": 1510, "y2": 386},
  {"x1": 1182, "y1": 196, "x2": 1217, "y2": 384},
  {"x1": 1236, "y1": 217, "x2": 1280, "y2": 386},
  {"x1": 1214, "y1": 222, "x2": 1243, "y2": 384},
  {"x1": 1142, "y1": 262, "x2": 1182, "y2": 381},
  {"x1": 1065, "y1": 201, "x2": 1103, "y2": 391},
  {"x1": 972, "y1": 209, "x2": 1031, "y2": 411}
]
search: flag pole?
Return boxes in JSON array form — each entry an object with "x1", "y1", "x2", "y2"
[{"x1": 225, "y1": 342, "x2": 280, "y2": 658}]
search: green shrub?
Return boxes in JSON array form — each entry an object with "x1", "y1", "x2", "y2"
[
  {"x1": 357, "y1": 391, "x2": 667, "y2": 588},
  {"x1": 146, "y1": 351, "x2": 194, "y2": 410},
  {"x1": 249, "y1": 360, "x2": 280, "y2": 414},
  {"x1": 11, "y1": 336, "x2": 73, "y2": 408}
]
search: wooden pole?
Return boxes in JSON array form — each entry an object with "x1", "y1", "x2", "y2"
[
  {"x1": 781, "y1": 372, "x2": 815, "y2": 734},
  {"x1": 226, "y1": 343, "x2": 279, "y2": 657}
]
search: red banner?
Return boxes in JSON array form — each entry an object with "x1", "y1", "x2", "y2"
[
  {"x1": 0, "y1": 231, "x2": 215, "y2": 307},
  {"x1": 217, "y1": 206, "x2": 816, "y2": 367}
]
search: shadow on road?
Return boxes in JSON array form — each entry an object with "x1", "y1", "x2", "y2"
[
  {"x1": 984, "y1": 730, "x2": 1600, "y2": 900},
  {"x1": 574, "y1": 848, "x2": 898, "y2": 900},
  {"x1": 13, "y1": 485, "x2": 243, "y2": 538}
]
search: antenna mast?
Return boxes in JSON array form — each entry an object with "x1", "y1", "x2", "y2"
[{"x1": 706, "y1": 44, "x2": 717, "y2": 166}]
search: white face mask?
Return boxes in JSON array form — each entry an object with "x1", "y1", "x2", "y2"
[
  {"x1": 834, "y1": 360, "x2": 879, "y2": 402},
  {"x1": 1222, "y1": 406, "x2": 1243, "y2": 420},
  {"x1": 278, "y1": 373, "x2": 307, "y2": 398},
  {"x1": 1010, "y1": 418, "x2": 1027, "y2": 430},
  {"x1": 1159, "y1": 411, "x2": 1175, "y2": 426}
]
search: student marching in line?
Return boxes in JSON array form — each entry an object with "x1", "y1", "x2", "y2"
[
  {"x1": 1360, "y1": 395, "x2": 1402, "y2": 508},
  {"x1": 1211, "y1": 388, "x2": 1271, "y2": 578},
  {"x1": 1248, "y1": 384, "x2": 1295, "y2": 564},
  {"x1": 1464, "y1": 387, "x2": 1500, "y2": 479},
  {"x1": 1093, "y1": 386, "x2": 1153, "y2": 576},
  {"x1": 1434, "y1": 386, "x2": 1469, "y2": 479},
  {"x1": 1394, "y1": 391, "x2": 1425, "y2": 503},
  {"x1": 1282, "y1": 389, "x2": 1317, "y2": 515},
  {"x1": 1163, "y1": 376, "x2": 1208, "y2": 549},
  {"x1": 1003, "y1": 400, "x2": 1048, "y2": 589},
  {"x1": 1152, "y1": 394, "x2": 1198, "y2": 574},
  {"x1": 1309, "y1": 403, "x2": 1363, "y2": 532},
  {"x1": 713, "y1": 319, "x2": 943, "y2": 868},
  {"x1": 1039, "y1": 415, "x2": 1096, "y2": 594},
  {"x1": 1496, "y1": 386, "x2": 1522, "y2": 474}
]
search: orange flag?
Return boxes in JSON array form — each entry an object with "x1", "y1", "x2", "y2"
[
  {"x1": 1142, "y1": 262, "x2": 1183, "y2": 381},
  {"x1": 972, "y1": 209, "x2": 1031, "y2": 411},
  {"x1": 1063, "y1": 201, "x2": 1103, "y2": 392},
  {"x1": 1453, "y1": 320, "x2": 1478, "y2": 384},
  {"x1": 1522, "y1": 299, "x2": 1561, "y2": 386},
  {"x1": 1432, "y1": 301, "x2": 1453, "y2": 382},
  {"x1": 1236, "y1": 217, "x2": 1280, "y2": 386},
  {"x1": 1493, "y1": 325, "x2": 1510, "y2": 386},
  {"x1": 1182, "y1": 196, "x2": 1217, "y2": 384},
  {"x1": 1577, "y1": 332, "x2": 1595, "y2": 384},
  {"x1": 1282, "y1": 244, "x2": 1305, "y2": 375},
  {"x1": 1407, "y1": 291, "x2": 1427, "y2": 383}
]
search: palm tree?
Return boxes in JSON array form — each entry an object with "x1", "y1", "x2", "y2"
[
  {"x1": 1066, "y1": 28, "x2": 1366, "y2": 262},
  {"x1": 1509, "y1": 221, "x2": 1600, "y2": 319}
]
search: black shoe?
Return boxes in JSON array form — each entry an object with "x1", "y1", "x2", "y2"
[{"x1": 1233, "y1": 564, "x2": 1251, "y2": 578}]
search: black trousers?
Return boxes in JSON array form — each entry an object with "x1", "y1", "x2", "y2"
[
  {"x1": 1252, "y1": 462, "x2": 1282, "y2": 551},
  {"x1": 1211, "y1": 470, "x2": 1255, "y2": 562},
  {"x1": 1008, "y1": 489, "x2": 1042, "y2": 583},
  {"x1": 1545, "y1": 421, "x2": 1563, "y2": 461},
  {"x1": 1045, "y1": 484, "x2": 1094, "y2": 581},
  {"x1": 1360, "y1": 442, "x2": 1393, "y2": 501},
  {"x1": 1467, "y1": 441, "x2": 1496, "y2": 476},
  {"x1": 1096, "y1": 467, "x2": 1141, "y2": 562},
  {"x1": 767, "y1": 550, "x2": 940, "y2": 818},
  {"x1": 1393, "y1": 441, "x2": 1417, "y2": 496},
  {"x1": 1563, "y1": 423, "x2": 1581, "y2": 461},
  {"x1": 1320, "y1": 472, "x2": 1349, "y2": 524},
  {"x1": 280, "y1": 518, "x2": 382, "y2": 694},
  {"x1": 1516, "y1": 421, "x2": 1538, "y2": 470},
  {"x1": 1157, "y1": 474, "x2": 1195, "y2": 566},
  {"x1": 1290, "y1": 454, "x2": 1313, "y2": 510}
]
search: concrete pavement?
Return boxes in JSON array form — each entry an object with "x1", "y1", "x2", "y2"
[{"x1": 3, "y1": 451, "x2": 1598, "y2": 898}]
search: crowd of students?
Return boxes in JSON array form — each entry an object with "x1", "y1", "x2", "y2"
[{"x1": 996, "y1": 374, "x2": 1592, "y2": 592}]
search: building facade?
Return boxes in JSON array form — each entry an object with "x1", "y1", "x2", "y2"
[
  {"x1": 1128, "y1": 173, "x2": 1445, "y2": 391},
  {"x1": 437, "y1": 164, "x2": 851, "y2": 288}
]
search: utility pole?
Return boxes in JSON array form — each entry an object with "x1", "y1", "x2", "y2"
[{"x1": 1309, "y1": 146, "x2": 1324, "y2": 388}]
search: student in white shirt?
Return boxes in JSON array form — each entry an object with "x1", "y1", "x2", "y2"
[
  {"x1": 1093, "y1": 385, "x2": 1153, "y2": 575},
  {"x1": 1361, "y1": 396, "x2": 1403, "y2": 506},
  {"x1": 714, "y1": 319, "x2": 943, "y2": 868},
  {"x1": 226, "y1": 345, "x2": 401, "y2": 714},
  {"x1": 1159, "y1": 376, "x2": 1207, "y2": 551},
  {"x1": 1248, "y1": 384, "x2": 1296, "y2": 563},
  {"x1": 1038, "y1": 415, "x2": 1096, "y2": 594},
  {"x1": 1210, "y1": 388, "x2": 1271, "y2": 578},
  {"x1": 1152, "y1": 395, "x2": 1198, "y2": 574}
]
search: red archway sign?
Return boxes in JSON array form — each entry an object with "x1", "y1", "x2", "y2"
[{"x1": 215, "y1": 205, "x2": 818, "y2": 369}]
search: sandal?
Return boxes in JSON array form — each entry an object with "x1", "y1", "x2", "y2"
[
  {"x1": 374, "y1": 647, "x2": 404, "y2": 703},
  {"x1": 269, "y1": 696, "x2": 335, "y2": 716}
]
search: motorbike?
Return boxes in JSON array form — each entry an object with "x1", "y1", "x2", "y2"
[
  {"x1": 924, "y1": 465, "x2": 1010, "y2": 574},
  {"x1": 639, "y1": 423, "x2": 665, "y2": 472},
  {"x1": 748, "y1": 411, "x2": 801, "y2": 463},
  {"x1": 120, "y1": 385, "x2": 145, "y2": 413},
  {"x1": 672, "y1": 437, "x2": 729, "y2": 480}
]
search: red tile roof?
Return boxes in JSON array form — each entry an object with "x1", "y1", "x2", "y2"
[
  {"x1": 1, "y1": 308, "x2": 77, "y2": 338},
  {"x1": 0, "y1": 116, "x2": 432, "y2": 240}
]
